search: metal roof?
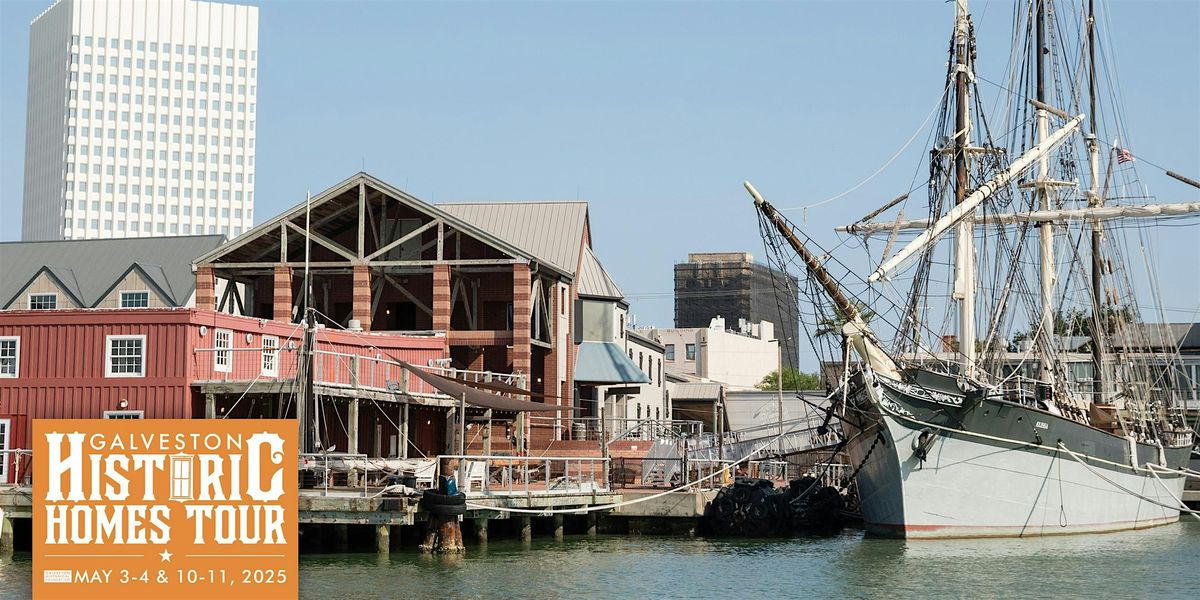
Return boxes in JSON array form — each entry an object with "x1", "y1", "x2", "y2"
[
  {"x1": 438, "y1": 201, "x2": 589, "y2": 277},
  {"x1": 670, "y1": 382, "x2": 723, "y2": 401},
  {"x1": 0, "y1": 235, "x2": 225, "y2": 308},
  {"x1": 574, "y1": 341, "x2": 650, "y2": 384},
  {"x1": 576, "y1": 246, "x2": 624, "y2": 300}
]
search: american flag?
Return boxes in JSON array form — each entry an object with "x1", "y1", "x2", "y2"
[{"x1": 1116, "y1": 146, "x2": 1135, "y2": 164}]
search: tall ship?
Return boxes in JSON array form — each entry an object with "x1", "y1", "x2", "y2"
[{"x1": 749, "y1": 0, "x2": 1198, "y2": 538}]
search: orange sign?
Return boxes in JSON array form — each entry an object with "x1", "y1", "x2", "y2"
[{"x1": 33, "y1": 419, "x2": 297, "y2": 599}]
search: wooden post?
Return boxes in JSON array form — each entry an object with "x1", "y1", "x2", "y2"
[
  {"x1": 347, "y1": 400, "x2": 359, "y2": 454},
  {"x1": 586, "y1": 511, "x2": 598, "y2": 537},
  {"x1": 474, "y1": 517, "x2": 488, "y2": 543},
  {"x1": 515, "y1": 412, "x2": 526, "y2": 456},
  {"x1": 375, "y1": 523, "x2": 390, "y2": 557},
  {"x1": 518, "y1": 515, "x2": 532, "y2": 542},
  {"x1": 482, "y1": 409, "x2": 493, "y2": 455},
  {"x1": 205, "y1": 393, "x2": 216, "y2": 419},
  {"x1": 400, "y1": 403, "x2": 410, "y2": 459},
  {"x1": 552, "y1": 514, "x2": 564, "y2": 540},
  {"x1": 445, "y1": 407, "x2": 457, "y2": 454},
  {"x1": 0, "y1": 512, "x2": 13, "y2": 557}
]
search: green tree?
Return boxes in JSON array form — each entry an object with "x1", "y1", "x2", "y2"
[
  {"x1": 814, "y1": 301, "x2": 877, "y2": 339},
  {"x1": 756, "y1": 368, "x2": 824, "y2": 391}
]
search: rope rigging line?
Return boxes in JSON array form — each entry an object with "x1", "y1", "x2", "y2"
[
  {"x1": 780, "y1": 82, "x2": 952, "y2": 215},
  {"x1": 1056, "y1": 442, "x2": 1200, "y2": 516}
]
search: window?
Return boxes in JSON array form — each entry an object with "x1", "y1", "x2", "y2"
[
  {"x1": 685, "y1": 344, "x2": 696, "y2": 361},
  {"x1": 214, "y1": 328, "x2": 232, "y2": 372},
  {"x1": 665, "y1": 344, "x2": 675, "y2": 361},
  {"x1": 0, "y1": 337, "x2": 18, "y2": 378},
  {"x1": 120, "y1": 290, "x2": 150, "y2": 308},
  {"x1": 28, "y1": 293, "x2": 57, "y2": 310},
  {"x1": 261, "y1": 335, "x2": 278, "y2": 376},
  {"x1": 103, "y1": 410, "x2": 144, "y2": 419},
  {"x1": 105, "y1": 335, "x2": 145, "y2": 377},
  {"x1": 0, "y1": 419, "x2": 8, "y2": 482}
]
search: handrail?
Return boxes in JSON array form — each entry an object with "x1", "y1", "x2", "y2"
[
  {"x1": 442, "y1": 454, "x2": 610, "y2": 495},
  {"x1": 299, "y1": 452, "x2": 370, "y2": 497}
]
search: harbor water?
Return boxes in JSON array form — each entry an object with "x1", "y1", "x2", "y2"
[{"x1": 2, "y1": 519, "x2": 1198, "y2": 599}]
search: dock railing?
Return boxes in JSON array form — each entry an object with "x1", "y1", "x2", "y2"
[
  {"x1": 530, "y1": 416, "x2": 704, "y2": 443},
  {"x1": 0, "y1": 449, "x2": 32, "y2": 487},
  {"x1": 299, "y1": 452, "x2": 371, "y2": 497},
  {"x1": 440, "y1": 454, "x2": 610, "y2": 495}
]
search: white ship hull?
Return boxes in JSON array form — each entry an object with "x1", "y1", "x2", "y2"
[{"x1": 844, "y1": 372, "x2": 1188, "y2": 539}]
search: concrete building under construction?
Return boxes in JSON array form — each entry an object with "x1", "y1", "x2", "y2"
[{"x1": 673, "y1": 252, "x2": 799, "y2": 369}]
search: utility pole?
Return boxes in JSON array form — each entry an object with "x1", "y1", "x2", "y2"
[{"x1": 774, "y1": 339, "x2": 784, "y2": 453}]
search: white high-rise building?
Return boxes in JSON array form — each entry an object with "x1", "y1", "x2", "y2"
[{"x1": 22, "y1": 0, "x2": 258, "y2": 241}]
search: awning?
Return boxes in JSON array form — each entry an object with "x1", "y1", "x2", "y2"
[
  {"x1": 574, "y1": 341, "x2": 650, "y2": 385},
  {"x1": 402, "y1": 362, "x2": 570, "y2": 412}
]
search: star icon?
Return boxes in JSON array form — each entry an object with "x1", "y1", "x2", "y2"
[{"x1": 159, "y1": 549, "x2": 173, "y2": 563}]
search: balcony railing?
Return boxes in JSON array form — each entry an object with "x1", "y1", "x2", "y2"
[
  {"x1": 193, "y1": 346, "x2": 522, "y2": 401},
  {"x1": 529, "y1": 416, "x2": 704, "y2": 443}
]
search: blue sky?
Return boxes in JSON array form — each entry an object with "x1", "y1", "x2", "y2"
[{"x1": 1, "y1": 1, "x2": 1197, "y2": 361}]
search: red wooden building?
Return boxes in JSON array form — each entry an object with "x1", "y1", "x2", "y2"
[{"x1": 0, "y1": 308, "x2": 446, "y2": 483}]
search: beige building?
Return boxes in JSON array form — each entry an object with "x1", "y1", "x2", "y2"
[{"x1": 646, "y1": 316, "x2": 779, "y2": 390}]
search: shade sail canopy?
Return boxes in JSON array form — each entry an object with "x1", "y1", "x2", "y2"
[
  {"x1": 574, "y1": 341, "x2": 651, "y2": 385},
  {"x1": 402, "y1": 362, "x2": 570, "y2": 412}
]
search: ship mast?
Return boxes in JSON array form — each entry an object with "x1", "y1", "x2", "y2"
[
  {"x1": 1034, "y1": 0, "x2": 1056, "y2": 386},
  {"x1": 1086, "y1": 0, "x2": 1106, "y2": 404},
  {"x1": 952, "y1": 0, "x2": 977, "y2": 378}
]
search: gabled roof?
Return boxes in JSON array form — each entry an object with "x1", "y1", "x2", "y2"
[
  {"x1": 0, "y1": 235, "x2": 225, "y2": 308},
  {"x1": 576, "y1": 246, "x2": 624, "y2": 300},
  {"x1": 438, "y1": 201, "x2": 589, "y2": 277},
  {"x1": 194, "y1": 172, "x2": 571, "y2": 277}
]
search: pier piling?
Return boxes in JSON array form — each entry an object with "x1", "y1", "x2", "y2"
[
  {"x1": 552, "y1": 515, "x2": 564, "y2": 540},
  {"x1": 0, "y1": 515, "x2": 12, "y2": 557},
  {"x1": 474, "y1": 518, "x2": 488, "y2": 543},
  {"x1": 518, "y1": 515, "x2": 532, "y2": 542},
  {"x1": 375, "y1": 524, "x2": 390, "y2": 557},
  {"x1": 586, "y1": 512, "x2": 598, "y2": 537}
]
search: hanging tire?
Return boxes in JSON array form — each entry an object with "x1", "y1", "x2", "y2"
[
  {"x1": 425, "y1": 502, "x2": 467, "y2": 516},
  {"x1": 421, "y1": 491, "x2": 466, "y2": 507},
  {"x1": 731, "y1": 486, "x2": 753, "y2": 504}
]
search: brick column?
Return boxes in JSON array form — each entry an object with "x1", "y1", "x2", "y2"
[
  {"x1": 195, "y1": 266, "x2": 216, "y2": 311},
  {"x1": 512, "y1": 263, "x2": 532, "y2": 381},
  {"x1": 432, "y1": 265, "x2": 451, "y2": 332},
  {"x1": 273, "y1": 266, "x2": 293, "y2": 322},
  {"x1": 352, "y1": 265, "x2": 372, "y2": 331}
]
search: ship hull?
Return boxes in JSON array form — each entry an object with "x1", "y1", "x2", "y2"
[{"x1": 843, "y1": 369, "x2": 1190, "y2": 539}]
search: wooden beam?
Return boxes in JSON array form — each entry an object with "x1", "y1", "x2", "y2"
[
  {"x1": 364, "y1": 219, "x2": 439, "y2": 261},
  {"x1": 285, "y1": 221, "x2": 359, "y2": 263},
  {"x1": 212, "y1": 259, "x2": 523, "y2": 269},
  {"x1": 437, "y1": 221, "x2": 444, "y2": 261},
  {"x1": 382, "y1": 274, "x2": 433, "y2": 316},
  {"x1": 357, "y1": 182, "x2": 366, "y2": 259},
  {"x1": 280, "y1": 222, "x2": 288, "y2": 262}
]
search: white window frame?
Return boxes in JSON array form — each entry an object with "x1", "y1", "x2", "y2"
[
  {"x1": 0, "y1": 419, "x2": 9, "y2": 483},
  {"x1": 103, "y1": 410, "x2": 144, "y2": 419},
  {"x1": 213, "y1": 328, "x2": 232, "y2": 373},
  {"x1": 105, "y1": 334, "x2": 146, "y2": 378},
  {"x1": 261, "y1": 335, "x2": 278, "y2": 377},
  {"x1": 28, "y1": 292, "x2": 58, "y2": 310},
  {"x1": 119, "y1": 290, "x2": 151, "y2": 308},
  {"x1": 0, "y1": 337, "x2": 18, "y2": 378}
]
